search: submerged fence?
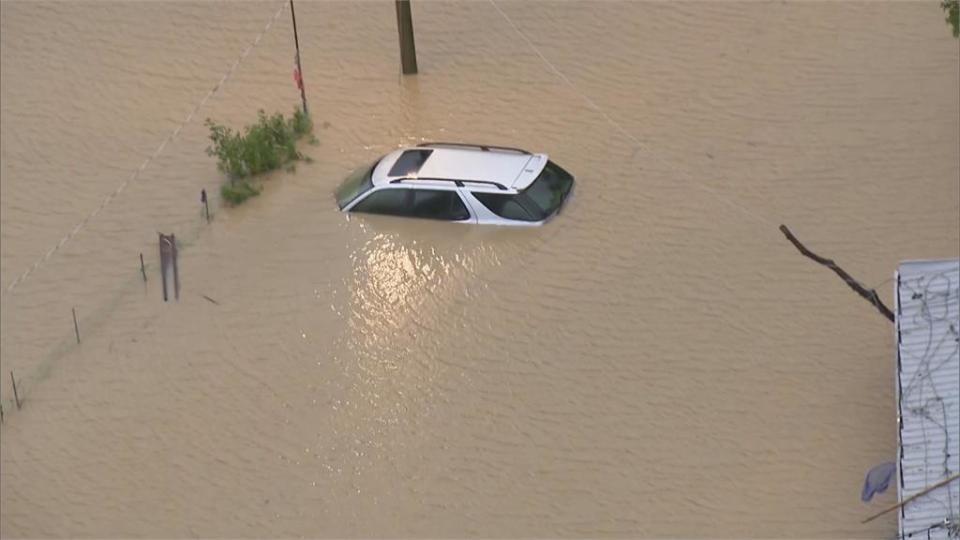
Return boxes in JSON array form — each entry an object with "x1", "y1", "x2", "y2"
[{"x1": 0, "y1": 1, "x2": 293, "y2": 420}]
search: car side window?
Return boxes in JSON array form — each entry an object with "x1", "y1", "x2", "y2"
[
  {"x1": 351, "y1": 189, "x2": 411, "y2": 216},
  {"x1": 472, "y1": 193, "x2": 535, "y2": 221},
  {"x1": 410, "y1": 190, "x2": 470, "y2": 221}
]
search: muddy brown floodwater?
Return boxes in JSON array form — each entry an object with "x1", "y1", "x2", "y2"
[{"x1": 1, "y1": 1, "x2": 958, "y2": 537}]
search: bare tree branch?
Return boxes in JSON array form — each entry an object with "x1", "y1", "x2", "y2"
[{"x1": 779, "y1": 224, "x2": 895, "y2": 323}]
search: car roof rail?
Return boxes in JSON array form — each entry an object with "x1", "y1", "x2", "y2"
[
  {"x1": 417, "y1": 142, "x2": 531, "y2": 155},
  {"x1": 389, "y1": 177, "x2": 508, "y2": 191}
]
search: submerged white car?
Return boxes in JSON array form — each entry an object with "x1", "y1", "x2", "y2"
[{"x1": 335, "y1": 142, "x2": 574, "y2": 225}]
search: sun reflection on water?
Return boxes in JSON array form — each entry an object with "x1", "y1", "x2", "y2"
[
  {"x1": 318, "y1": 216, "x2": 539, "y2": 485},
  {"x1": 340, "y1": 222, "x2": 515, "y2": 402}
]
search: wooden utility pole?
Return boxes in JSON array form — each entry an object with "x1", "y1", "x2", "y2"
[
  {"x1": 395, "y1": 0, "x2": 418, "y2": 75},
  {"x1": 290, "y1": 0, "x2": 309, "y2": 115}
]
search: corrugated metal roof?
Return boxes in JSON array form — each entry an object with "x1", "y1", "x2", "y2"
[{"x1": 895, "y1": 258, "x2": 960, "y2": 539}]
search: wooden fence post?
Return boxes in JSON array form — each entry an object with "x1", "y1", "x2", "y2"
[
  {"x1": 201, "y1": 189, "x2": 210, "y2": 223},
  {"x1": 159, "y1": 233, "x2": 180, "y2": 302},
  {"x1": 72, "y1": 307, "x2": 80, "y2": 344},
  {"x1": 160, "y1": 233, "x2": 169, "y2": 301},
  {"x1": 10, "y1": 371, "x2": 21, "y2": 410}
]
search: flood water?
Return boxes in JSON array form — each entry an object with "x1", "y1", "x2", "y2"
[{"x1": 1, "y1": 1, "x2": 958, "y2": 537}]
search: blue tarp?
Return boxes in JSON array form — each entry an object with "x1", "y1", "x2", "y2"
[{"x1": 861, "y1": 461, "x2": 896, "y2": 502}]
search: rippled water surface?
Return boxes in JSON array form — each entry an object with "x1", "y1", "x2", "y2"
[{"x1": 1, "y1": 1, "x2": 958, "y2": 537}]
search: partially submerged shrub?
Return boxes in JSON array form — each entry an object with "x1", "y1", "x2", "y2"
[
  {"x1": 944, "y1": 0, "x2": 959, "y2": 38},
  {"x1": 206, "y1": 106, "x2": 314, "y2": 205},
  {"x1": 205, "y1": 109, "x2": 307, "y2": 179},
  {"x1": 291, "y1": 106, "x2": 313, "y2": 137},
  {"x1": 220, "y1": 180, "x2": 261, "y2": 206}
]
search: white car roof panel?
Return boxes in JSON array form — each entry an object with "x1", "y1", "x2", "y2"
[{"x1": 372, "y1": 146, "x2": 548, "y2": 191}]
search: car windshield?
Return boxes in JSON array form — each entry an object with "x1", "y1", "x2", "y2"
[
  {"x1": 335, "y1": 159, "x2": 378, "y2": 209},
  {"x1": 520, "y1": 161, "x2": 574, "y2": 219}
]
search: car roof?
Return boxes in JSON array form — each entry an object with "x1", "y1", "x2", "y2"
[{"x1": 371, "y1": 143, "x2": 548, "y2": 193}]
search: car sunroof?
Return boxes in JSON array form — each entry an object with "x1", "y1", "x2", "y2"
[{"x1": 388, "y1": 149, "x2": 433, "y2": 177}]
